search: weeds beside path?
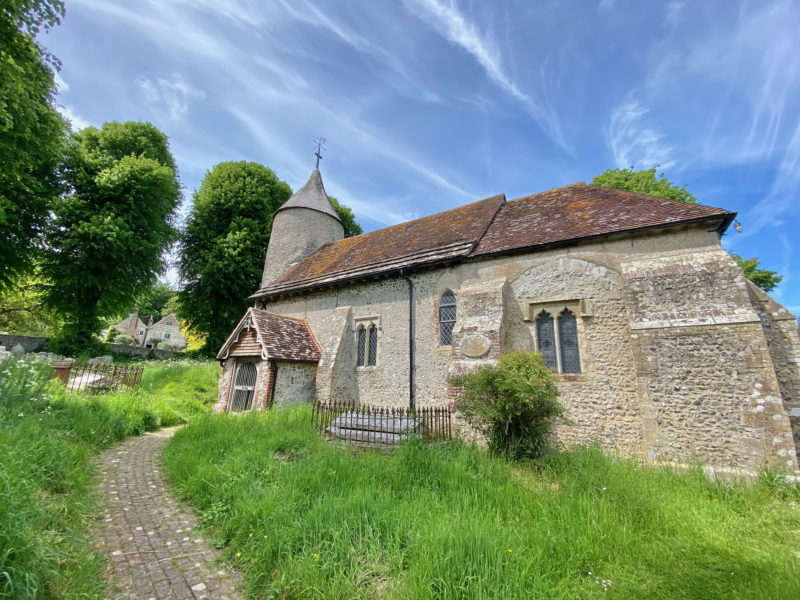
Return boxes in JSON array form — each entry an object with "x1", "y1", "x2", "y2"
[
  {"x1": 94, "y1": 427, "x2": 241, "y2": 599},
  {"x1": 0, "y1": 357, "x2": 221, "y2": 599}
]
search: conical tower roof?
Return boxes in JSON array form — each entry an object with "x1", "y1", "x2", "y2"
[{"x1": 277, "y1": 169, "x2": 341, "y2": 222}]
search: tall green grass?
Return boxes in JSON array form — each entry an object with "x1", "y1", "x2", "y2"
[
  {"x1": 164, "y1": 409, "x2": 800, "y2": 599},
  {"x1": 140, "y1": 359, "x2": 220, "y2": 420},
  {"x1": 0, "y1": 357, "x2": 220, "y2": 599}
]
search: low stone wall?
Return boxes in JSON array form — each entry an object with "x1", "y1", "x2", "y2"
[
  {"x1": 0, "y1": 334, "x2": 179, "y2": 360},
  {"x1": 0, "y1": 334, "x2": 48, "y2": 352}
]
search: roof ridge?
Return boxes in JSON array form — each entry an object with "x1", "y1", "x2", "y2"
[
  {"x1": 252, "y1": 307, "x2": 309, "y2": 324},
  {"x1": 468, "y1": 193, "x2": 506, "y2": 256}
]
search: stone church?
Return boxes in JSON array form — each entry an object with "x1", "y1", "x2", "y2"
[{"x1": 215, "y1": 168, "x2": 800, "y2": 476}]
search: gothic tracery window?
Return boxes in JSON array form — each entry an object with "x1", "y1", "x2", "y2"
[
  {"x1": 439, "y1": 290, "x2": 456, "y2": 346},
  {"x1": 368, "y1": 324, "x2": 378, "y2": 366},
  {"x1": 535, "y1": 311, "x2": 558, "y2": 370},
  {"x1": 534, "y1": 307, "x2": 581, "y2": 374},
  {"x1": 357, "y1": 325, "x2": 366, "y2": 367},
  {"x1": 558, "y1": 309, "x2": 581, "y2": 374}
]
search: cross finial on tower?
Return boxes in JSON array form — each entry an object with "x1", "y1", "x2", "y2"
[{"x1": 313, "y1": 136, "x2": 327, "y2": 170}]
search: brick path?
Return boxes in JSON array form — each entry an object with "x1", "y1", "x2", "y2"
[{"x1": 93, "y1": 427, "x2": 242, "y2": 599}]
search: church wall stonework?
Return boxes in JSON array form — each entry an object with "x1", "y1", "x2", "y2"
[
  {"x1": 260, "y1": 224, "x2": 800, "y2": 475},
  {"x1": 747, "y1": 282, "x2": 800, "y2": 463},
  {"x1": 273, "y1": 362, "x2": 317, "y2": 407}
]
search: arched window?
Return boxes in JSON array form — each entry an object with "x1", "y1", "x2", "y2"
[
  {"x1": 535, "y1": 311, "x2": 558, "y2": 370},
  {"x1": 439, "y1": 290, "x2": 456, "y2": 346},
  {"x1": 558, "y1": 309, "x2": 581, "y2": 373},
  {"x1": 357, "y1": 325, "x2": 366, "y2": 367},
  {"x1": 367, "y1": 324, "x2": 378, "y2": 366}
]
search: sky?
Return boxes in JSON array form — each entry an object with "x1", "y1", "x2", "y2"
[{"x1": 41, "y1": 0, "x2": 799, "y2": 313}]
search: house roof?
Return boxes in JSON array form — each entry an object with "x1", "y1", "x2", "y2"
[
  {"x1": 217, "y1": 308, "x2": 321, "y2": 362},
  {"x1": 151, "y1": 313, "x2": 180, "y2": 328},
  {"x1": 251, "y1": 182, "x2": 734, "y2": 300},
  {"x1": 276, "y1": 169, "x2": 341, "y2": 222},
  {"x1": 114, "y1": 313, "x2": 145, "y2": 333}
]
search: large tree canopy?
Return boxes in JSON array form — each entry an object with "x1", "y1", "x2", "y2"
[
  {"x1": 593, "y1": 167, "x2": 782, "y2": 293},
  {"x1": 0, "y1": 0, "x2": 66, "y2": 290},
  {"x1": 178, "y1": 163, "x2": 364, "y2": 355},
  {"x1": 42, "y1": 121, "x2": 181, "y2": 352},
  {"x1": 178, "y1": 161, "x2": 293, "y2": 355},
  {"x1": 132, "y1": 281, "x2": 176, "y2": 324},
  {"x1": 593, "y1": 167, "x2": 696, "y2": 203}
]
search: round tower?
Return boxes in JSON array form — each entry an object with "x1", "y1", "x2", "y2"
[{"x1": 261, "y1": 169, "x2": 344, "y2": 287}]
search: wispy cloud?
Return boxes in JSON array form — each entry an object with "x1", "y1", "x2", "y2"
[
  {"x1": 56, "y1": 104, "x2": 90, "y2": 130},
  {"x1": 138, "y1": 75, "x2": 205, "y2": 121},
  {"x1": 53, "y1": 72, "x2": 70, "y2": 93},
  {"x1": 664, "y1": 2, "x2": 687, "y2": 27},
  {"x1": 403, "y1": 0, "x2": 570, "y2": 152},
  {"x1": 740, "y1": 117, "x2": 800, "y2": 236},
  {"x1": 607, "y1": 97, "x2": 675, "y2": 170}
]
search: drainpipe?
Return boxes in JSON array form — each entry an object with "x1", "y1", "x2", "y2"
[{"x1": 398, "y1": 269, "x2": 415, "y2": 411}]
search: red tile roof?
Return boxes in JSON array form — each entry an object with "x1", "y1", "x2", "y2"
[
  {"x1": 473, "y1": 183, "x2": 733, "y2": 256},
  {"x1": 251, "y1": 183, "x2": 733, "y2": 299},
  {"x1": 217, "y1": 308, "x2": 321, "y2": 362},
  {"x1": 251, "y1": 193, "x2": 505, "y2": 297}
]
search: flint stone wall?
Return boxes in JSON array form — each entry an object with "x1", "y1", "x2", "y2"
[
  {"x1": 273, "y1": 362, "x2": 317, "y2": 407},
  {"x1": 259, "y1": 224, "x2": 799, "y2": 474}
]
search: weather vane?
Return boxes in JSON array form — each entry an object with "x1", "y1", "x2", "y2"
[{"x1": 313, "y1": 136, "x2": 327, "y2": 169}]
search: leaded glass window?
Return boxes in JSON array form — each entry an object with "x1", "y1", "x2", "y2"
[
  {"x1": 535, "y1": 311, "x2": 558, "y2": 370},
  {"x1": 439, "y1": 290, "x2": 456, "y2": 346},
  {"x1": 368, "y1": 325, "x2": 378, "y2": 366},
  {"x1": 558, "y1": 309, "x2": 581, "y2": 374},
  {"x1": 357, "y1": 326, "x2": 366, "y2": 366}
]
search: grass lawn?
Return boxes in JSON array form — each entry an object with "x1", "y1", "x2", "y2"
[
  {"x1": 0, "y1": 357, "x2": 220, "y2": 599},
  {"x1": 164, "y1": 408, "x2": 800, "y2": 599}
]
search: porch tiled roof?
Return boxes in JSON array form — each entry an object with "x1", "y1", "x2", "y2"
[
  {"x1": 251, "y1": 182, "x2": 733, "y2": 299},
  {"x1": 217, "y1": 308, "x2": 321, "y2": 362}
]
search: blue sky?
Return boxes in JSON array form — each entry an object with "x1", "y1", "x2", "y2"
[{"x1": 42, "y1": 0, "x2": 799, "y2": 312}]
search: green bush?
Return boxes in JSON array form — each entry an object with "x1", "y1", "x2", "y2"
[
  {"x1": 113, "y1": 333, "x2": 136, "y2": 346},
  {"x1": 453, "y1": 351, "x2": 562, "y2": 459}
]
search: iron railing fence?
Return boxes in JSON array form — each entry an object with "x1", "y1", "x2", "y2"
[
  {"x1": 51, "y1": 361, "x2": 144, "y2": 394},
  {"x1": 311, "y1": 400, "x2": 451, "y2": 446}
]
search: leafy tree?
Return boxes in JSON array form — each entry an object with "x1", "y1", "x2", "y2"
[
  {"x1": 592, "y1": 167, "x2": 696, "y2": 203},
  {"x1": 134, "y1": 282, "x2": 175, "y2": 323},
  {"x1": 0, "y1": 271, "x2": 62, "y2": 336},
  {"x1": 452, "y1": 351, "x2": 563, "y2": 460},
  {"x1": 330, "y1": 196, "x2": 363, "y2": 237},
  {"x1": 178, "y1": 161, "x2": 292, "y2": 355},
  {"x1": 730, "y1": 254, "x2": 782, "y2": 293},
  {"x1": 42, "y1": 121, "x2": 181, "y2": 353},
  {"x1": 0, "y1": 0, "x2": 67, "y2": 290},
  {"x1": 593, "y1": 167, "x2": 783, "y2": 293},
  {"x1": 178, "y1": 163, "x2": 365, "y2": 355}
]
